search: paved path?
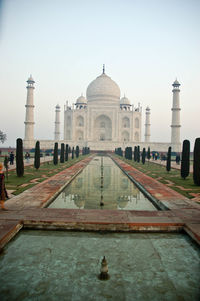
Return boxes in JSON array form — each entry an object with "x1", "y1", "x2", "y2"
[
  {"x1": 0, "y1": 154, "x2": 199, "y2": 251},
  {"x1": 6, "y1": 155, "x2": 53, "y2": 171},
  {"x1": 150, "y1": 158, "x2": 193, "y2": 172}
]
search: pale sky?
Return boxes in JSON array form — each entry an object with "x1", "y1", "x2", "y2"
[{"x1": 0, "y1": 0, "x2": 199, "y2": 149}]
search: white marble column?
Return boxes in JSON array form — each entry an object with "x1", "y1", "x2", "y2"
[
  {"x1": 144, "y1": 106, "x2": 151, "y2": 142},
  {"x1": 171, "y1": 80, "x2": 181, "y2": 144},
  {"x1": 24, "y1": 75, "x2": 35, "y2": 141},
  {"x1": 54, "y1": 104, "x2": 61, "y2": 141}
]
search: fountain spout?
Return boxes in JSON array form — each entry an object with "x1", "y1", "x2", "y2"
[{"x1": 99, "y1": 256, "x2": 110, "y2": 280}]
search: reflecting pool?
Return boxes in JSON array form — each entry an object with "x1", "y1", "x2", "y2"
[
  {"x1": 49, "y1": 156, "x2": 156, "y2": 210},
  {"x1": 0, "y1": 231, "x2": 199, "y2": 301}
]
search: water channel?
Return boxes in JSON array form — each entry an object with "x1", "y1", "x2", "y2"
[
  {"x1": 49, "y1": 156, "x2": 156, "y2": 210},
  {"x1": 0, "y1": 230, "x2": 199, "y2": 301}
]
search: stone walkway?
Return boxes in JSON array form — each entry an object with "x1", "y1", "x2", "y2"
[
  {"x1": 0, "y1": 155, "x2": 200, "y2": 251},
  {"x1": 150, "y1": 158, "x2": 193, "y2": 172},
  {"x1": 5, "y1": 156, "x2": 53, "y2": 171}
]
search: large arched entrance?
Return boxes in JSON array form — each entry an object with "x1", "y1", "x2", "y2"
[{"x1": 94, "y1": 115, "x2": 112, "y2": 141}]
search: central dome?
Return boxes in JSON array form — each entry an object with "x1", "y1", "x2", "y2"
[{"x1": 86, "y1": 72, "x2": 120, "y2": 102}]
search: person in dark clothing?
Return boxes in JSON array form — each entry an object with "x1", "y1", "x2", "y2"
[
  {"x1": 9, "y1": 152, "x2": 14, "y2": 165},
  {"x1": 176, "y1": 155, "x2": 180, "y2": 165},
  {"x1": 0, "y1": 163, "x2": 8, "y2": 210}
]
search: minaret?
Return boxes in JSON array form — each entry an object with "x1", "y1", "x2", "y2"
[
  {"x1": 171, "y1": 79, "x2": 181, "y2": 144},
  {"x1": 24, "y1": 75, "x2": 35, "y2": 141},
  {"x1": 144, "y1": 106, "x2": 151, "y2": 142},
  {"x1": 54, "y1": 104, "x2": 61, "y2": 141}
]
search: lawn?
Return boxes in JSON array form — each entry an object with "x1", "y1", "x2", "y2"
[
  {"x1": 5, "y1": 155, "x2": 88, "y2": 196},
  {"x1": 116, "y1": 156, "x2": 200, "y2": 199}
]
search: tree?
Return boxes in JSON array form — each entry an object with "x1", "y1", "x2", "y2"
[
  {"x1": 60, "y1": 143, "x2": 65, "y2": 163},
  {"x1": 75, "y1": 145, "x2": 79, "y2": 158},
  {"x1": 137, "y1": 146, "x2": 140, "y2": 163},
  {"x1": 0, "y1": 130, "x2": 6, "y2": 144},
  {"x1": 34, "y1": 141, "x2": 40, "y2": 170},
  {"x1": 65, "y1": 144, "x2": 69, "y2": 161},
  {"x1": 16, "y1": 138, "x2": 24, "y2": 177},
  {"x1": 181, "y1": 140, "x2": 190, "y2": 180},
  {"x1": 142, "y1": 148, "x2": 146, "y2": 164},
  {"x1": 193, "y1": 138, "x2": 200, "y2": 186},
  {"x1": 166, "y1": 146, "x2": 171, "y2": 172},
  {"x1": 4, "y1": 156, "x2": 9, "y2": 180},
  {"x1": 72, "y1": 147, "x2": 74, "y2": 159},
  {"x1": 128, "y1": 147, "x2": 132, "y2": 160},
  {"x1": 147, "y1": 147, "x2": 151, "y2": 161},
  {"x1": 125, "y1": 147, "x2": 128, "y2": 159},
  {"x1": 134, "y1": 146, "x2": 137, "y2": 162},
  {"x1": 53, "y1": 142, "x2": 58, "y2": 165}
]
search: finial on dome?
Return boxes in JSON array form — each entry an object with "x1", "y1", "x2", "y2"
[{"x1": 103, "y1": 64, "x2": 105, "y2": 74}]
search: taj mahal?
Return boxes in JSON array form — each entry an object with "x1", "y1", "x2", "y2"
[{"x1": 23, "y1": 66, "x2": 181, "y2": 152}]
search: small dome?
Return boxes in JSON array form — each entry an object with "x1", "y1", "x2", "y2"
[
  {"x1": 76, "y1": 95, "x2": 87, "y2": 104},
  {"x1": 86, "y1": 72, "x2": 120, "y2": 101},
  {"x1": 27, "y1": 75, "x2": 35, "y2": 83},
  {"x1": 120, "y1": 96, "x2": 130, "y2": 105},
  {"x1": 55, "y1": 104, "x2": 60, "y2": 109},
  {"x1": 172, "y1": 79, "x2": 180, "y2": 86},
  {"x1": 146, "y1": 106, "x2": 150, "y2": 111}
]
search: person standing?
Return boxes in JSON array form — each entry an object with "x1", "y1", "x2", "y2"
[
  {"x1": 0, "y1": 163, "x2": 8, "y2": 210},
  {"x1": 9, "y1": 151, "x2": 14, "y2": 165},
  {"x1": 25, "y1": 152, "x2": 30, "y2": 163}
]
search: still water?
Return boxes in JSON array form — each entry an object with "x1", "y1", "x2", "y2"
[
  {"x1": 49, "y1": 156, "x2": 156, "y2": 210},
  {"x1": 0, "y1": 230, "x2": 199, "y2": 301}
]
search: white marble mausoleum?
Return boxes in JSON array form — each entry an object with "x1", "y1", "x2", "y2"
[{"x1": 23, "y1": 67, "x2": 181, "y2": 152}]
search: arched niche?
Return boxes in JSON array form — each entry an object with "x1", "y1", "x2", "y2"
[
  {"x1": 66, "y1": 130, "x2": 71, "y2": 140},
  {"x1": 76, "y1": 130, "x2": 84, "y2": 141},
  {"x1": 134, "y1": 132, "x2": 139, "y2": 141},
  {"x1": 135, "y1": 118, "x2": 139, "y2": 128},
  {"x1": 122, "y1": 130, "x2": 129, "y2": 142},
  {"x1": 122, "y1": 117, "x2": 130, "y2": 128},
  {"x1": 76, "y1": 115, "x2": 84, "y2": 127},
  {"x1": 94, "y1": 115, "x2": 112, "y2": 141}
]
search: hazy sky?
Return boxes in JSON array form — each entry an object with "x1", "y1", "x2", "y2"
[{"x1": 0, "y1": 0, "x2": 199, "y2": 148}]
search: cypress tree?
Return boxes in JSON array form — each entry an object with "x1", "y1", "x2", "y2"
[
  {"x1": 166, "y1": 146, "x2": 171, "y2": 172},
  {"x1": 128, "y1": 147, "x2": 132, "y2": 160},
  {"x1": 125, "y1": 147, "x2": 128, "y2": 159},
  {"x1": 142, "y1": 148, "x2": 146, "y2": 164},
  {"x1": 181, "y1": 140, "x2": 190, "y2": 180},
  {"x1": 65, "y1": 144, "x2": 69, "y2": 161},
  {"x1": 34, "y1": 141, "x2": 40, "y2": 170},
  {"x1": 75, "y1": 145, "x2": 79, "y2": 158},
  {"x1": 137, "y1": 146, "x2": 140, "y2": 163},
  {"x1": 82, "y1": 147, "x2": 85, "y2": 155},
  {"x1": 16, "y1": 138, "x2": 24, "y2": 177},
  {"x1": 193, "y1": 138, "x2": 200, "y2": 185},
  {"x1": 147, "y1": 147, "x2": 151, "y2": 161},
  {"x1": 60, "y1": 143, "x2": 65, "y2": 163},
  {"x1": 53, "y1": 142, "x2": 58, "y2": 165},
  {"x1": 134, "y1": 146, "x2": 137, "y2": 162},
  {"x1": 72, "y1": 147, "x2": 74, "y2": 159}
]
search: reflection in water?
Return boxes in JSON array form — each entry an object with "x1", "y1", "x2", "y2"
[{"x1": 49, "y1": 156, "x2": 156, "y2": 210}]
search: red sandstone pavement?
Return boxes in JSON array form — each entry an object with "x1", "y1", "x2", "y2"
[{"x1": 0, "y1": 155, "x2": 200, "y2": 250}]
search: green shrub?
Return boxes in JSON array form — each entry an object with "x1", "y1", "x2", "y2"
[
  {"x1": 53, "y1": 142, "x2": 58, "y2": 165},
  {"x1": 60, "y1": 143, "x2": 65, "y2": 163},
  {"x1": 16, "y1": 138, "x2": 24, "y2": 177},
  {"x1": 181, "y1": 140, "x2": 190, "y2": 179},
  {"x1": 34, "y1": 141, "x2": 40, "y2": 169},
  {"x1": 166, "y1": 146, "x2": 171, "y2": 172},
  {"x1": 193, "y1": 138, "x2": 200, "y2": 185}
]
